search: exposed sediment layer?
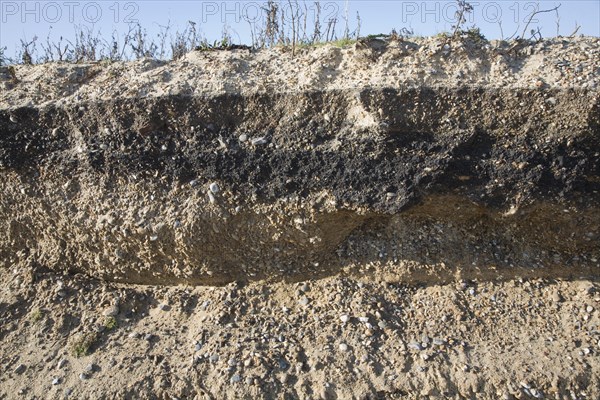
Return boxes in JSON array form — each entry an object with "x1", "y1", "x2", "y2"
[
  {"x1": 1, "y1": 83, "x2": 598, "y2": 285},
  {"x1": 1, "y1": 37, "x2": 600, "y2": 400}
]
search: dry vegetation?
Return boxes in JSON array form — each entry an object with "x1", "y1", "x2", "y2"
[{"x1": 1, "y1": 1, "x2": 579, "y2": 67}]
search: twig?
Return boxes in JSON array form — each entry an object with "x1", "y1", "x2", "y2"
[
  {"x1": 568, "y1": 23, "x2": 581, "y2": 38},
  {"x1": 505, "y1": 24, "x2": 520, "y2": 41},
  {"x1": 521, "y1": 4, "x2": 561, "y2": 40}
]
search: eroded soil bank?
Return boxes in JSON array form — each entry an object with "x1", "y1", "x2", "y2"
[
  {"x1": 0, "y1": 36, "x2": 599, "y2": 399},
  {"x1": 1, "y1": 86, "x2": 599, "y2": 285}
]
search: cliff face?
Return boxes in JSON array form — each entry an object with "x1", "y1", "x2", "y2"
[
  {"x1": 1, "y1": 37, "x2": 599, "y2": 286},
  {"x1": 1, "y1": 36, "x2": 600, "y2": 400}
]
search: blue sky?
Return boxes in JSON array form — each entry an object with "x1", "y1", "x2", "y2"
[{"x1": 1, "y1": 1, "x2": 599, "y2": 59}]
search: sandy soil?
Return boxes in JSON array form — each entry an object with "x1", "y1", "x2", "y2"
[{"x1": 1, "y1": 263, "x2": 599, "y2": 399}]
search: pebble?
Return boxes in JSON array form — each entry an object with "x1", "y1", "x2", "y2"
[
  {"x1": 57, "y1": 359, "x2": 68, "y2": 369},
  {"x1": 358, "y1": 316, "x2": 369, "y2": 323},
  {"x1": 408, "y1": 342, "x2": 423, "y2": 351},
  {"x1": 298, "y1": 296, "x2": 309, "y2": 306},
  {"x1": 251, "y1": 137, "x2": 268, "y2": 145},
  {"x1": 340, "y1": 315, "x2": 350, "y2": 323},
  {"x1": 582, "y1": 347, "x2": 591, "y2": 355},
  {"x1": 144, "y1": 333, "x2": 153, "y2": 341},
  {"x1": 230, "y1": 374, "x2": 241, "y2": 383},
  {"x1": 529, "y1": 388, "x2": 542, "y2": 398},
  {"x1": 338, "y1": 343, "x2": 349, "y2": 352},
  {"x1": 84, "y1": 363, "x2": 95, "y2": 373},
  {"x1": 209, "y1": 182, "x2": 220, "y2": 194},
  {"x1": 52, "y1": 377, "x2": 61, "y2": 385},
  {"x1": 238, "y1": 134, "x2": 248, "y2": 142},
  {"x1": 128, "y1": 332, "x2": 140, "y2": 339},
  {"x1": 79, "y1": 373, "x2": 89, "y2": 380},
  {"x1": 551, "y1": 291, "x2": 563, "y2": 303},
  {"x1": 102, "y1": 305, "x2": 119, "y2": 317},
  {"x1": 209, "y1": 354, "x2": 219, "y2": 363},
  {"x1": 14, "y1": 364, "x2": 26, "y2": 374}
]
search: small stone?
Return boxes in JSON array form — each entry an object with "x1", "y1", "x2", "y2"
[
  {"x1": 582, "y1": 347, "x2": 591, "y2": 355},
  {"x1": 128, "y1": 332, "x2": 140, "y2": 339},
  {"x1": 586, "y1": 305, "x2": 594, "y2": 313},
  {"x1": 52, "y1": 377, "x2": 60, "y2": 385},
  {"x1": 102, "y1": 305, "x2": 119, "y2": 317},
  {"x1": 408, "y1": 342, "x2": 422, "y2": 351},
  {"x1": 227, "y1": 358, "x2": 237, "y2": 367},
  {"x1": 14, "y1": 364, "x2": 26, "y2": 374},
  {"x1": 209, "y1": 354, "x2": 219, "y2": 363},
  {"x1": 230, "y1": 374, "x2": 241, "y2": 383},
  {"x1": 57, "y1": 359, "x2": 68, "y2": 369},
  {"x1": 298, "y1": 296, "x2": 309, "y2": 306},
  {"x1": 338, "y1": 343, "x2": 349, "y2": 352},
  {"x1": 529, "y1": 388, "x2": 543, "y2": 398},
  {"x1": 551, "y1": 291, "x2": 563, "y2": 303},
  {"x1": 144, "y1": 333, "x2": 153, "y2": 341},
  {"x1": 208, "y1": 191, "x2": 216, "y2": 204},
  {"x1": 245, "y1": 376, "x2": 254, "y2": 385},
  {"x1": 358, "y1": 316, "x2": 369, "y2": 323},
  {"x1": 209, "y1": 182, "x2": 220, "y2": 194},
  {"x1": 195, "y1": 343, "x2": 202, "y2": 351},
  {"x1": 238, "y1": 134, "x2": 248, "y2": 142},
  {"x1": 251, "y1": 137, "x2": 268, "y2": 145},
  {"x1": 84, "y1": 363, "x2": 95, "y2": 373},
  {"x1": 79, "y1": 373, "x2": 89, "y2": 380},
  {"x1": 433, "y1": 338, "x2": 446, "y2": 346},
  {"x1": 340, "y1": 315, "x2": 349, "y2": 323}
]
